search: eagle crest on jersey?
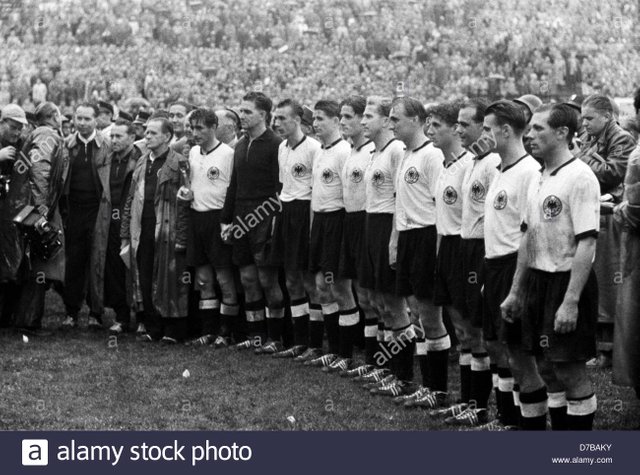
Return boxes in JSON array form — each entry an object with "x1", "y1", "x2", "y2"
[
  {"x1": 372, "y1": 169, "x2": 385, "y2": 187},
  {"x1": 542, "y1": 195, "x2": 562, "y2": 219},
  {"x1": 470, "y1": 180, "x2": 486, "y2": 202},
  {"x1": 493, "y1": 190, "x2": 508, "y2": 210},
  {"x1": 443, "y1": 185, "x2": 457, "y2": 204},
  {"x1": 291, "y1": 163, "x2": 307, "y2": 177},
  {"x1": 404, "y1": 166, "x2": 419, "y2": 184},
  {"x1": 350, "y1": 168, "x2": 363, "y2": 183},
  {"x1": 207, "y1": 166, "x2": 220, "y2": 181},
  {"x1": 322, "y1": 168, "x2": 334, "y2": 183}
]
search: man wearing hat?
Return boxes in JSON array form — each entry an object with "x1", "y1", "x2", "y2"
[
  {"x1": 61, "y1": 114, "x2": 73, "y2": 138},
  {"x1": 0, "y1": 104, "x2": 29, "y2": 327},
  {"x1": 97, "y1": 100, "x2": 115, "y2": 139},
  {"x1": 5, "y1": 102, "x2": 68, "y2": 335},
  {"x1": 132, "y1": 111, "x2": 150, "y2": 141}
]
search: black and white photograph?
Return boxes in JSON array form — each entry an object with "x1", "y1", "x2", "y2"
[{"x1": 0, "y1": 0, "x2": 639, "y2": 471}]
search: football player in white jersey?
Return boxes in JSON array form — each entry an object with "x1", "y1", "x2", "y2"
[
  {"x1": 385, "y1": 96, "x2": 448, "y2": 400},
  {"x1": 270, "y1": 99, "x2": 322, "y2": 358},
  {"x1": 354, "y1": 96, "x2": 415, "y2": 393},
  {"x1": 304, "y1": 100, "x2": 360, "y2": 369},
  {"x1": 178, "y1": 108, "x2": 239, "y2": 348},
  {"x1": 502, "y1": 104, "x2": 600, "y2": 430},
  {"x1": 480, "y1": 100, "x2": 541, "y2": 430},
  {"x1": 338, "y1": 95, "x2": 380, "y2": 377}
]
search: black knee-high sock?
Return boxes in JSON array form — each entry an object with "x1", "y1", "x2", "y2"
[
  {"x1": 339, "y1": 307, "x2": 359, "y2": 358},
  {"x1": 470, "y1": 352, "x2": 492, "y2": 410},
  {"x1": 497, "y1": 368, "x2": 519, "y2": 426},
  {"x1": 548, "y1": 391, "x2": 569, "y2": 430},
  {"x1": 308, "y1": 303, "x2": 324, "y2": 349},
  {"x1": 245, "y1": 300, "x2": 267, "y2": 345},
  {"x1": 416, "y1": 337, "x2": 429, "y2": 387},
  {"x1": 459, "y1": 349, "x2": 472, "y2": 403},
  {"x1": 219, "y1": 302, "x2": 239, "y2": 337},
  {"x1": 290, "y1": 297, "x2": 309, "y2": 347},
  {"x1": 566, "y1": 394, "x2": 596, "y2": 430},
  {"x1": 392, "y1": 324, "x2": 415, "y2": 382},
  {"x1": 198, "y1": 298, "x2": 220, "y2": 336},
  {"x1": 374, "y1": 323, "x2": 387, "y2": 368},
  {"x1": 266, "y1": 304, "x2": 285, "y2": 342},
  {"x1": 427, "y1": 334, "x2": 451, "y2": 393},
  {"x1": 322, "y1": 303, "x2": 340, "y2": 355},
  {"x1": 364, "y1": 317, "x2": 379, "y2": 365},
  {"x1": 519, "y1": 386, "x2": 548, "y2": 430}
]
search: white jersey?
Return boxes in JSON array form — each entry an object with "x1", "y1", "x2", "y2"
[
  {"x1": 460, "y1": 152, "x2": 501, "y2": 239},
  {"x1": 435, "y1": 151, "x2": 473, "y2": 236},
  {"x1": 279, "y1": 135, "x2": 321, "y2": 202},
  {"x1": 523, "y1": 157, "x2": 600, "y2": 273},
  {"x1": 365, "y1": 138, "x2": 404, "y2": 214},
  {"x1": 484, "y1": 154, "x2": 540, "y2": 259},
  {"x1": 395, "y1": 140, "x2": 444, "y2": 231},
  {"x1": 189, "y1": 142, "x2": 235, "y2": 211},
  {"x1": 342, "y1": 140, "x2": 375, "y2": 213},
  {"x1": 311, "y1": 138, "x2": 350, "y2": 212}
]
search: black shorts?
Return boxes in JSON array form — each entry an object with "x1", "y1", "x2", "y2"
[
  {"x1": 361, "y1": 213, "x2": 396, "y2": 294},
  {"x1": 483, "y1": 252, "x2": 519, "y2": 343},
  {"x1": 396, "y1": 226, "x2": 437, "y2": 299},
  {"x1": 433, "y1": 235, "x2": 466, "y2": 317},
  {"x1": 187, "y1": 209, "x2": 233, "y2": 268},
  {"x1": 521, "y1": 268, "x2": 598, "y2": 362},
  {"x1": 230, "y1": 198, "x2": 280, "y2": 268},
  {"x1": 271, "y1": 200, "x2": 310, "y2": 271},
  {"x1": 461, "y1": 238, "x2": 485, "y2": 327},
  {"x1": 339, "y1": 211, "x2": 366, "y2": 280},
  {"x1": 309, "y1": 209, "x2": 345, "y2": 277}
]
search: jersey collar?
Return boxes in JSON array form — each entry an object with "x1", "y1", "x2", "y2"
[
  {"x1": 288, "y1": 135, "x2": 307, "y2": 151},
  {"x1": 378, "y1": 138, "x2": 398, "y2": 153},
  {"x1": 354, "y1": 139, "x2": 373, "y2": 152},
  {"x1": 412, "y1": 140, "x2": 431, "y2": 153},
  {"x1": 322, "y1": 137, "x2": 343, "y2": 150},
  {"x1": 499, "y1": 153, "x2": 529, "y2": 173},
  {"x1": 540, "y1": 157, "x2": 577, "y2": 176}
]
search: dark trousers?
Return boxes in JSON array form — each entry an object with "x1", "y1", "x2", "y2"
[
  {"x1": 104, "y1": 218, "x2": 129, "y2": 325},
  {"x1": 0, "y1": 281, "x2": 20, "y2": 327},
  {"x1": 137, "y1": 216, "x2": 162, "y2": 338},
  {"x1": 14, "y1": 277, "x2": 47, "y2": 330},
  {"x1": 63, "y1": 202, "x2": 98, "y2": 318}
]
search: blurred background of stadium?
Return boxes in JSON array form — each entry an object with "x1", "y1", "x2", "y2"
[{"x1": 1, "y1": 0, "x2": 640, "y2": 116}]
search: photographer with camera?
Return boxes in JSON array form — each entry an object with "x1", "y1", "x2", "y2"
[
  {"x1": 0, "y1": 104, "x2": 28, "y2": 327},
  {"x1": 4, "y1": 102, "x2": 68, "y2": 335}
]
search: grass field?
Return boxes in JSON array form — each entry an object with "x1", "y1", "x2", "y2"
[{"x1": 0, "y1": 291, "x2": 638, "y2": 431}]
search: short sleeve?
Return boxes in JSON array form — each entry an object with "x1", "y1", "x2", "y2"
[{"x1": 569, "y1": 170, "x2": 601, "y2": 239}]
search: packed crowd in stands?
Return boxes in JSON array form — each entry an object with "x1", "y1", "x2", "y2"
[{"x1": 1, "y1": 0, "x2": 640, "y2": 114}]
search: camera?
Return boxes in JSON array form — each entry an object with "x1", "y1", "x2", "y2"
[{"x1": 13, "y1": 204, "x2": 63, "y2": 260}]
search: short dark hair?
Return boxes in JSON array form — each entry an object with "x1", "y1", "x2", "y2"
[
  {"x1": 147, "y1": 117, "x2": 174, "y2": 139},
  {"x1": 391, "y1": 96, "x2": 428, "y2": 123},
  {"x1": 113, "y1": 118, "x2": 136, "y2": 135},
  {"x1": 76, "y1": 102, "x2": 99, "y2": 117},
  {"x1": 461, "y1": 98, "x2": 490, "y2": 123},
  {"x1": 314, "y1": 99, "x2": 340, "y2": 118},
  {"x1": 366, "y1": 96, "x2": 392, "y2": 118},
  {"x1": 276, "y1": 99, "x2": 304, "y2": 119},
  {"x1": 189, "y1": 108, "x2": 218, "y2": 128},
  {"x1": 430, "y1": 101, "x2": 463, "y2": 127},
  {"x1": 339, "y1": 95, "x2": 367, "y2": 116},
  {"x1": 243, "y1": 91, "x2": 273, "y2": 123},
  {"x1": 536, "y1": 103, "x2": 578, "y2": 144},
  {"x1": 582, "y1": 94, "x2": 614, "y2": 114},
  {"x1": 485, "y1": 100, "x2": 527, "y2": 134}
]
